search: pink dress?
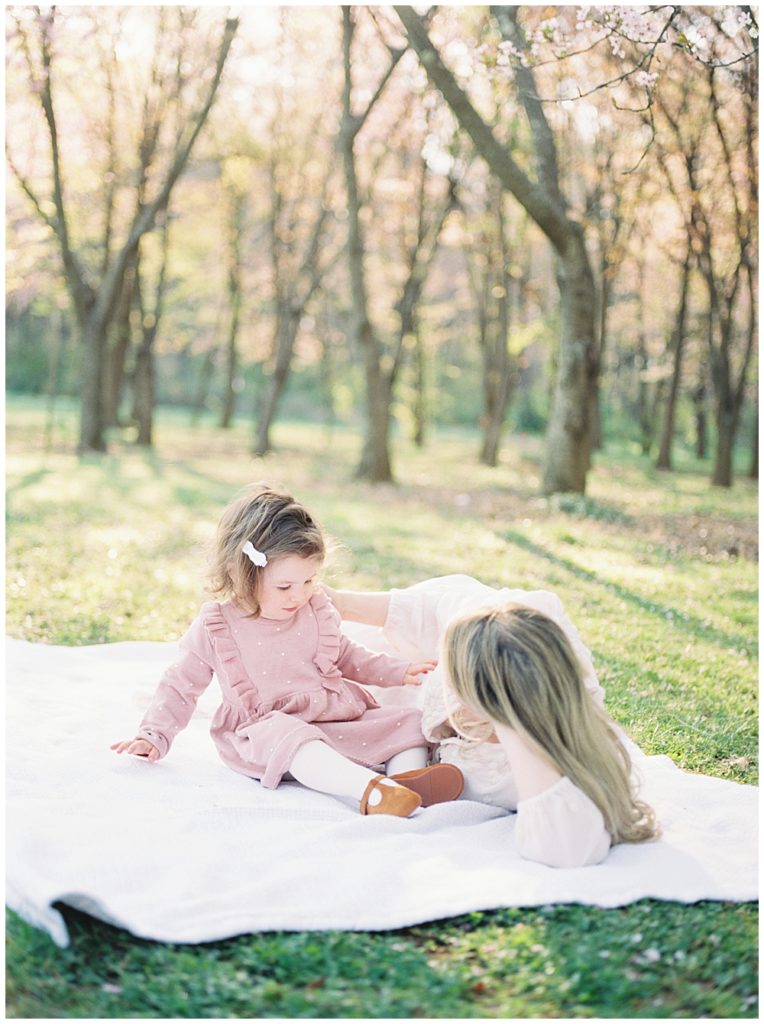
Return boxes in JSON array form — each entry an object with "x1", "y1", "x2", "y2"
[{"x1": 136, "y1": 591, "x2": 427, "y2": 787}]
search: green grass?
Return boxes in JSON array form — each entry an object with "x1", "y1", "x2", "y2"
[
  {"x1": 6, "y1": 902, "x2": 759, "y2": 1018},
  {"x1": 5, "y1": 397, "x2": 759, "y2": 1018}
]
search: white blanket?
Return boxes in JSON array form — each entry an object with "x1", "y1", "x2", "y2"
[{"x1": 6, "y1": 634, "x2": 757, "y2": 948}]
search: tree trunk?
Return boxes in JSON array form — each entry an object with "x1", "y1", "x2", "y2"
[
  {"x1": 191, "y1": 347, "x2": 217, "y2": 425},
  {"x1": 394, "y1": 169, "x2": 456, "y2": 453},
  {"x1": 219, "y1": 319, "x2": 240, "y2": 429},
  {"x1": 130, "y1": 213, "x2": 170, "y2": 447},
  {"x1": 341, "y1": 7, "x2": 398, "y2": 483},
  {"x1": 132, "y1": 330, "x2": 155, "y2": 446},
  {"x1": 105, "y1": 326, "x2": 130, "y2": 428},
  {"x1": 656, "y1": 254, "x2": 691, "y2": 470},
  {"x1": 357, "y1": 368, "x2": 394, "y2": 481},
  {"x1": 701, "y1": 275, "x2": 752, "y2": 488},
  {"x1": 542, "y1": 228, "x2": 598, "y2": 493},
  {"x1": 11, "y1": 11, "x2": 238, "y2": 454},
  {"x1": 43, "y1": 310, "x2": 68, "y2": 452},
  {"x1": 254, "y1": 308, "x2": 300, "y2": 456},
  {"x1": 480, "y1": 376, "x2": 510, "y2": 466},
  {"x1": 79, "y1": 315, "x2": 109, "y2": 453},
  {"x1": 590, "y1": 262, "x2": 611, "y2": 453},
  {"x1": 78, "y1": 8, "x2": 235, "y2": 448},
  {"x1": 104, "y1": 263, "x2": 136, "y2": 428},
  {"x1": 220, "y1": 191, "x2": 244, "y2": 430},
  {"x1": 259, "y1": 110, "x2": 337, "y2": 453},
  {"x1": 411, "y1": 327, "x2": 427, "y2": 447},
  {"x1": 632, "y1": 255, "x2": 652, "y2": 456},
  {"x1": 749, "y1": 402, "x2": 758, "y2": 480},
  {"x1": 397, "y1": 6, "x2": 599, "y2": 494},
  {"x1": 479, "y1": 191, "x2": 514, "y2": 468},
  {"x1": 712, "y1": 405, "x2": 735, "y2": 486},
  {"x1": 637, "y1": 349, "x2": 651, "y2": 456},
  {"x1": 589, "y1": 386, "x2": 603, "y2": 454},
  {"x1": 693, "y1": 381, "x2": 708, "y2": 459},
  {"x1": 479, "y1": 313, "x2": 513, "y2": 468}
]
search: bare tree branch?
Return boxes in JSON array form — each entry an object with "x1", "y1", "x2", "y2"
[{"x1": 394, "y1": 5, "x2": 570, "y2": 252}]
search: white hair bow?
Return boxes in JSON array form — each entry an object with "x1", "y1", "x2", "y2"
[{"x1": 242, "y1": 540, "x2": 268, "y2": 567}]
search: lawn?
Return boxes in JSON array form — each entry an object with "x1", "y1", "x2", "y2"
[{"x1": 5, "y1": 397, "x2": 759, "y2": 1018}]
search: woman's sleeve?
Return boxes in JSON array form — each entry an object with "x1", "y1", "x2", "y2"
[
  {"x1": 383, "y1": 575, "x2": 502, "y2": 661},
  {"x1": 136, "y1": 610, "x2": 216, "y2": 759},
  {"x1": 514, "y1": 776, "x2": 611, "y2": 868}
]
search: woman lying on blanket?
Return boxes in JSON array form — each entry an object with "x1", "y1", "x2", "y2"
[
  {"x1": 324, "y1": 575, "x2": 659, "y2": 868},
  {"x1": 112, "y1": 486, "x2": 464, "y2": 818}
]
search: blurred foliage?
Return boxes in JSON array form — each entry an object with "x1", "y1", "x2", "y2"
[{"x1": 5, "y1": 6, "x2": 757, "y2": 478}]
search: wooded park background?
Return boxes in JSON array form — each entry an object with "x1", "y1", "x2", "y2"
[
  {"x1": 5, "y1": 8, "x2": 759, "y2": 1016},
  {"x1": 5, "y1": 5, "x2": 758, "y2": 492}
]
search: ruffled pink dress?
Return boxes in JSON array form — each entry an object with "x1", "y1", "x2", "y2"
[{"x1": 136, "y1": 591, "x2": 427, "y2": 787}]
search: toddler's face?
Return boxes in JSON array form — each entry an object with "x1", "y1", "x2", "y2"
[{"x1": 258, "y1": 553, "x2": 323, "y2": 620}]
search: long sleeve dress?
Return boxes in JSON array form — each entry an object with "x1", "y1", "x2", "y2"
[
  {"x1": 380, "y1": 575, "x2": 613, "y2": 868},
  {"x1": 136, "y1": 590, "x2": 428, "y2": 788}
]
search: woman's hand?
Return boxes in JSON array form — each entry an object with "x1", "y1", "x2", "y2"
[
  {"x1": 110, "y1": 738, "x2": 160, "y2": 762},
  {"x1": 402, "y1": 660, "x2": 438, "y2": 686}
]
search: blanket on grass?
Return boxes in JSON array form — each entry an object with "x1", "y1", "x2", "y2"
[{"x1": 6, "y1": 632, "x2": 757, "y2": 948}]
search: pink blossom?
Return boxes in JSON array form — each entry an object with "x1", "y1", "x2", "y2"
[{"x1": 634, "y1": 69, "x2": 658, "y2": 88}]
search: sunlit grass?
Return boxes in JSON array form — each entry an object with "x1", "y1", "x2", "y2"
[
  {"x1": 5, "y1": 397, "x2": 758, "y2": 1018},
  {"x1": 7, "y1": 401, "x2": 758, "y2": 777}
]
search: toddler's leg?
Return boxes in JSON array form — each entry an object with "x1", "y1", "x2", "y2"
[
  {"x1": 289, "y1": 740, "x2": 419, "y2": 815},
  {"x1": 386, "y1": 746, "x2": 465, "y2": 807},
  {"x1": 385, "y1": 746, "x2": 429, "y2": 775}
]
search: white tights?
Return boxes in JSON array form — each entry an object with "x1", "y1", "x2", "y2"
[{"x1": 289, "y1": 740, "x2": 428, "y2": 807}]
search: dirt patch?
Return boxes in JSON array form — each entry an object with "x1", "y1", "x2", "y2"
[
  {"x1": 398, "y1": 483, "x2": 758, "y2": 563},
  {"x1": 638, "y1": 514, "x2": 758, "y2": 562}
]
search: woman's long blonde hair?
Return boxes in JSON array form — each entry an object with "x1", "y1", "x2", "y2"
[
  {"x1": 207, "y1": 484, "x2": 325, "y2": 615},
  {"x1": 444, "y1": 603, "x2": 658, "y2": 845}
]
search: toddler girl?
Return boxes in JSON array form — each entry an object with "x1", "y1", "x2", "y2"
[{"x1": 112, "y1": 485, "x2": 463, "y2": 816}]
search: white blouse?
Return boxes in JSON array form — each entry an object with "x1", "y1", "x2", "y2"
[{"x1": 382, "y1": 575, "x2": 612, "y2": 868}]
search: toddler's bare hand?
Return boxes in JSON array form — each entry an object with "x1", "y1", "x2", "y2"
[
  {"x1": 403, "y1": 659, "x2": 438, "y2": 686},
  {"x1": 110, "y1": 738, "x2": 160, "y2": 762}
]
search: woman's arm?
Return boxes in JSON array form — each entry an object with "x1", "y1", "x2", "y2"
[
  {"x1": 322, "y1": 585, "x2": 391, "y2": 627},
  {"x1": 495, "y1": 722, "x2": 611, "y2": 867},
  {"x1": 493, "y1": 722, "x2": 562, "y2": 800}
]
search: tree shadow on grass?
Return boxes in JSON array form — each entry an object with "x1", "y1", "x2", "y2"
[
  {"x1": 502, "y1": 529, "x2": 755, "y2": 655},
  {"x1": 114, "y1": 450, "x2": 242, "y2": 513},
  {"x1": 6, "y1": 467, "x2": 54, "y2": 501},
  {"x1": 591, "y1": 649, "x2": 758, "y2": 775}
]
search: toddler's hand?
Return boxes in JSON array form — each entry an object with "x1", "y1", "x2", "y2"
[
  {"x1": 110, "y1": 738, "x2": 160, "y2": 763},
  {"x1": 403, "y1": 659, "x2": 437, "y2": 686}
]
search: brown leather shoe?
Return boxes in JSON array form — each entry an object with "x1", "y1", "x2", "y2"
[
  {"x1": 389, "y1": 764, "x2": 464, "y2": 806},
  {"x1": 360, "y1": 775, "x2": 422, "y2": 817}
]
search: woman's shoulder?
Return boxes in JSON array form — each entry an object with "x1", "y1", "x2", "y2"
[{"x1": 500, "y1": 588, "x2": 565, "y2": 617}]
